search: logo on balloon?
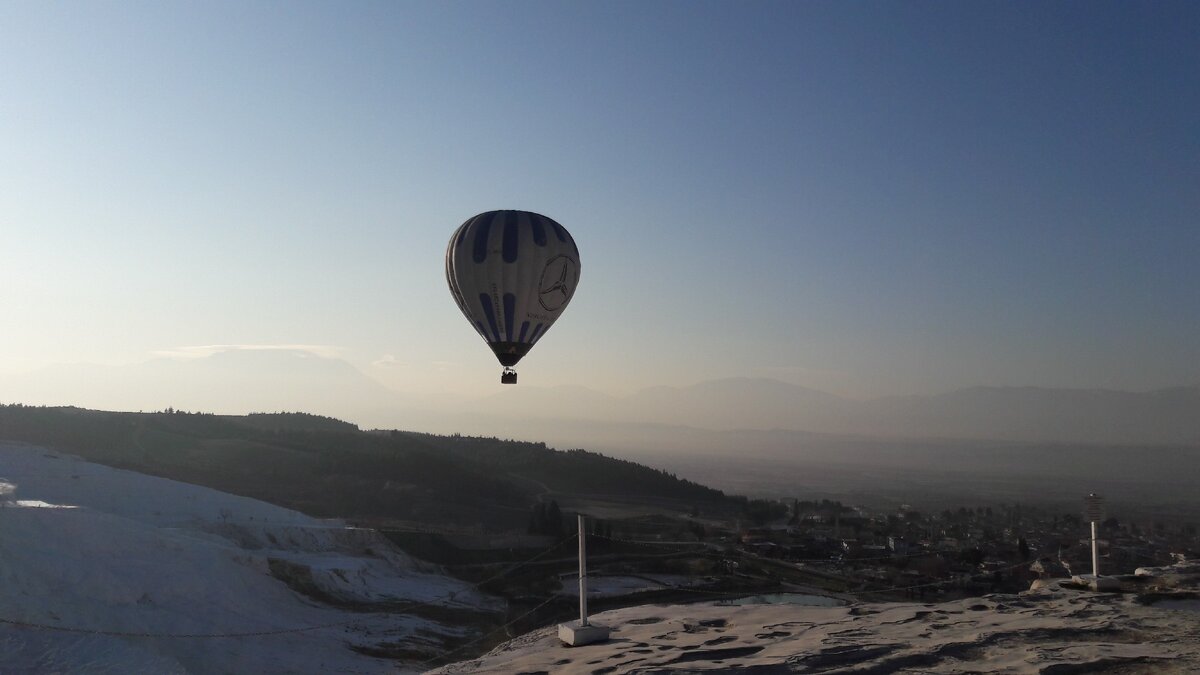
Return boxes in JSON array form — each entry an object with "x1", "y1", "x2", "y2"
[{"x1": 538, "y1": 255, "x2": 576, "y2": 311}]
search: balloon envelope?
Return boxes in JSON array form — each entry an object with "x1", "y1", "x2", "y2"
[{"x1": 446, "y1": 210, "x2": 580, "y2": 370}]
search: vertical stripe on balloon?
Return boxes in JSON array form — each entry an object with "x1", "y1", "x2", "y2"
[
  {"x1": 472, "y1": 213, "x2": 495, "y2": 264},
  {"x1": 479, "y1": 293, "x2": 501, "y2": 342},
  {"x1": 502, "y1": 212, "x2": 519, "y2": 263},
  {"x1": 518, "y1": 320, "x2": 530, "y2": 343},
  {"x1": 529, "y1": 213, "x2": 547, "y2": 246},
  {"x1": 503, "y1": 293, "x2": 516, "y2": 341},
  {"x1": 529, "y1": 322, "x2": 545, "y2": 344}
]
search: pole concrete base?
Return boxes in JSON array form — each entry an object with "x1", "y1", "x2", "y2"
[
  {"x1": 1072, "y1": 574, "x2": 1120, "y2": 592},
  {"x1": 558, "y1": 621, "x2": 610, "y2": 646}
]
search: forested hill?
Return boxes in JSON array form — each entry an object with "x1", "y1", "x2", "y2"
[{"x1": 0, "y1": 405, "x2": 727, "y2": 531}]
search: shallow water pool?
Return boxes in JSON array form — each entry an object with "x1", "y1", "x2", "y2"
[{"x1": 718, "y1": 593, "x2": 845, "y2": 607}]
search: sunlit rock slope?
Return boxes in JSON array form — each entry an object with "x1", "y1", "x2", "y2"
[{"x1": 0, "y1": 442, "x2": 496, "y2": 674}]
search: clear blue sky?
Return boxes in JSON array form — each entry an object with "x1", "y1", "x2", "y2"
[{"x1": 1, "y1": 1, "x2": 1197, "y2": 398}]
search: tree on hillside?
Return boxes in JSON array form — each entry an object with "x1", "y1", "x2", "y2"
[
  {"x1": 547, "y1": 501, "x2": 564, "y2": 537},
  {"x1": 528, "y1": 501, "x2": 566, "y2": 537},
  {"x1": 527, "y1": 504, "x2": 544, "y2": 534}
]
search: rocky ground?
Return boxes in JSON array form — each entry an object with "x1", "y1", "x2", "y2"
[{"x1": 432, "y1": 563, "x2": 1200, "y2": 674}]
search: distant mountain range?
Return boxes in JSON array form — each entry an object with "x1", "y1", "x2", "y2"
[
  {"x1": 2, "y1": 352, "x2": 1197, "y2": 448},
  {"x1": 470, "y1": 376, "x2": 1200, "y2": 446},
  {"x1": 0, "y1": 349, "x2": 413, "y2": 421}
]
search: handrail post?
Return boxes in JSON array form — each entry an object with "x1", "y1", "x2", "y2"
[
  {"x1": 578, "y1": 514, "x2": 588, "y2": 626},
  {"x1": 558, "y1": 512, "x2": 609, "y2": 645}
]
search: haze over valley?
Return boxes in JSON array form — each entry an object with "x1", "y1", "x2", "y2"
[
  {"x1": 5, "y1": 348, "x2": 1197, "y2": 447},
  {"x1": 4, "y1": 349, "x2": 1197, "y2": 517}
]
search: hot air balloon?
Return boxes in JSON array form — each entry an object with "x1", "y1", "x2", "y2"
[{"x1": 446, "y1": 210, "x2": 580, "y2": 384}]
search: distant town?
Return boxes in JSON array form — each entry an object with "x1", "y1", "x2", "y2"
[{"x1": 689, "y1": 497, "x2": 1197, "y2": 600}]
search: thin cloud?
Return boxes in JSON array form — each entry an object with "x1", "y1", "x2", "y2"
[
  {"x1": 371, "y1": 354, "x2": 405, "y2": 368},
  {"x1": 152, "y1": 344, "x2": 344, "y2": 360}
]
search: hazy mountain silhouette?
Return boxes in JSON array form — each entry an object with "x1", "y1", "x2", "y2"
[
  {"x1": 472, "y1": 377, "x2": 844, "y2": 430},
  {"x1": 856, "y1": 385, "x2": 1200, "y2": 444},
  {"x1": 623, "y1": 377, "x2": 847, "y2": 429},
  {"x1": 0, "y1": 349, "x2": 411, "y2": 420},
  {"x1": 3, "y1": 353, "x2": 1196, "y2": 446},
  {"x1": 471, "y1": 378, "x2": 1200, "y2": 445}
]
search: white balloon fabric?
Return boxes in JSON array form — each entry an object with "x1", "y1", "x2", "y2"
[{"x1": 446, "y1": 210, "x2": 580, "y2": 377}]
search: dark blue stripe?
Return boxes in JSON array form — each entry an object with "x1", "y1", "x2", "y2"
[
  {"x1": 517, "y1": 320, "x2": 530, "y2": 343},
  {"x1": 502, "y1": 211, "x2": 519, "y2": 263},
  {"x1": 529, "y1": 322, "x2": 545, "y2": 343},
  {"x1": 454, "y1": 221, "x2": 470, "y2": 251},
  {"x1": 529, "y1": 213, "x2": 547, "y2": 246},
  {"x1": 472, "y1": 212, "x2": 496, "y2": 264},
  {"x1": 479, "y1": 293, "x2": 501, "y2": 342},
  {"x1": 548, "y1": 219, "x2": 568, "y2": 242},
  {"x1": 502, "y1": 293, "x2": 516, "y2": 341}
]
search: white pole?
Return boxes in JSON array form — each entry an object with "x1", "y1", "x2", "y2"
[
  {"x1": 1091, "y1": 519, "x2": 1100, "y2": 578},
  {"x1": 578, "y1": 514, "x2": 588, "y2": 626}
]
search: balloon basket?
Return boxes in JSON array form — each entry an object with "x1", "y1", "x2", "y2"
[{"x1": 501, "y1": 368, "x2": 518, "y2": 385}]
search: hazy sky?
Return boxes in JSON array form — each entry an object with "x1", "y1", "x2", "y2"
[{"x1": 1, "y1": 1, "x2": 1197, "y2": 400}]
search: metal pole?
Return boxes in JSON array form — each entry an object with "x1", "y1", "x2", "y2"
[
  {"x1": 1091, "y1": 520, "x2": 1099, "y2": 578},
  {"x1": 578, "y1": 514, "x2": 588, "y2": 626}
]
